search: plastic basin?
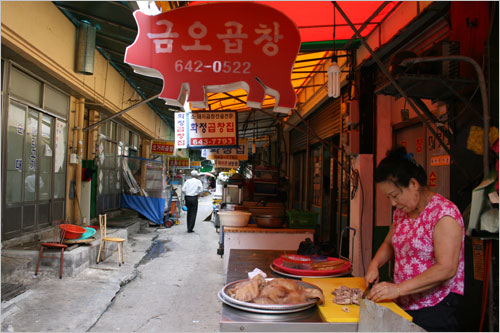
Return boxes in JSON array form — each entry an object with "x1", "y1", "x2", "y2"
[
  {"x1": 60, "y1": 224, "x2": 87, "y2": 239},
  {"x1": 73, "y1": 227, "x2": 97, "y2": 240},
  {"x1": 217, "y1": 211, "x2": 252, "y2": 227}
]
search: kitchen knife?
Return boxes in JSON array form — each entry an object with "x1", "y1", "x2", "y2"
[{"x1": 362, "y1": 281, "x2": 375, "y2": 299}]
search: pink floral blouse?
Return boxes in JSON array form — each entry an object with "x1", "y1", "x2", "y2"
[{"x1": 392, "y1": 193, "x2": 465, "y2": 310}]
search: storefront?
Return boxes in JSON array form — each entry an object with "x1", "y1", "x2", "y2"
[
  {"x1": 2, "y1": 62, "x2": 69, "y2": 240},
  {"x1": 95, "y1": 120, "x2": 141, "y2": 213},
  {"x1": 1, "y1": 1, "x2": 174, "y2": 245}
]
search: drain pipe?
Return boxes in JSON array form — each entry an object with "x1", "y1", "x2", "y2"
[
  {"x1": 401, "y1": 56, "x2": 490, "y2": 178},
  {"x1": 74, "y1": 97, "x2": 85, "y2": 225}
]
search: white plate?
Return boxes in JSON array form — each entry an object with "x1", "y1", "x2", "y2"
[
  {"x1": 270, "y1": 263, "x2": 352, "y2": 279},
  {"x1": 221, "y1": 278, "x2": 322, "y2": 311},
  {"x1": 218, "y1": 291, "x2": 316, "y2": 314}
]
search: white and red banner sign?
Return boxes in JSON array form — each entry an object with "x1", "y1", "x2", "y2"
[
  {"x1": 125, "y1": 2, "x2": 301, "y2": 114},
  {"x1": 188, "y1": 111, "x2": 237, "y2": 148}
]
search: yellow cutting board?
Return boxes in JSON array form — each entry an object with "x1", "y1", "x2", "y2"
[{"x1": 302, "y1": 277, "x2": 412, "y2": 323}]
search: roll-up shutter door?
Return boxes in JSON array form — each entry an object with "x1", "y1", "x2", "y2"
[
  {"x1": 290, "y1": 96, "x2": 343, "y2": 152},
  {"x1": 290, "y1": 123, "x2": 307, "y2": 154},
  {"x1": 308, "y1": 98, "x2": 341, "y2": 145}
]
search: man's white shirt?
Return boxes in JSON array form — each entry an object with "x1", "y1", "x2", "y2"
[{"x1": 182, "y1": 178, "x2": 203, "y2": 196}]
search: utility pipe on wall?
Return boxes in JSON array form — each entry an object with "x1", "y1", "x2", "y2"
[
  {"x1": 83, "y1": 94, "x2": 159, "y2": 132},
  {"x1": 74, "y1": 97, "x2": 85, "y2": 225}
]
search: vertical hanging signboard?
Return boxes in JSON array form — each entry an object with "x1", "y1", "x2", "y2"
[
  {"x1": 174, "y1": 112, "x2": 187, "y2": 149},
  {"x1": 124, "y1": 2, "x2": 301, "y2": 114},
  {"x1": 188, "y1": 111, "x2": 237, "y2": 148}
]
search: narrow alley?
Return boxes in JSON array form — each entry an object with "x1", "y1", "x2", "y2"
[{"x1": 1, "y1": 195, "x2": 224, "y2": 332}]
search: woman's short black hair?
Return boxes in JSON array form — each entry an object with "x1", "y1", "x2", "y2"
[{"x1": 375, "y1": 146, "x2": 427, "y2": 187}]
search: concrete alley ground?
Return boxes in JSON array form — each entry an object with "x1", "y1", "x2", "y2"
[{"x1": 1, "y1": 195, "x2": 224, "y2": 332}]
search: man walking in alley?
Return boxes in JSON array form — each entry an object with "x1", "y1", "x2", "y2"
[{"x1": 182, "y1": 170, "x2": 204, "y2": 233}]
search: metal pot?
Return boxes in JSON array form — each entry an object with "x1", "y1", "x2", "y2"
[
  {"x1": 248, "y1": 207, "x2": 285, "y2": 217},
  {"x1": 254, "y1": 215, "x2": 284, "y2": 228}
]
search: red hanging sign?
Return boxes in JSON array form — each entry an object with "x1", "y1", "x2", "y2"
[
  {"x1": 125, "y1": 2, "x2": 301, "y2": 114},
  {"x1": 168, "y1": 157, "x2": 190, "y2": 168},
  {"x1": 151, "y1": 140, "x2": 175, "y2": 156}
]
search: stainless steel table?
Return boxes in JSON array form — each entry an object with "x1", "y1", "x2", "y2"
[{"x1": 220, "y1": 249, "x2": 357, "y2": 332}]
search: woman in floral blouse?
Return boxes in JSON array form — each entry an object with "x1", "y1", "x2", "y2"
[{"x1": 365, "y1": 147, "x2": 464, "y2": 331}]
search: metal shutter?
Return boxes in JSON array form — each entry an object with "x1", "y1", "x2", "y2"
[
  {"x1": 290, "y1": 124, "x2": 307, "y2": 154},
  {"x1": 309, "y1": 98, "x2": 341, "y2": 145}
]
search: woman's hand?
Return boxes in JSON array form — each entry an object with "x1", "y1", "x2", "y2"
[
  {"x1": 366, "y1": 282, "x2": 400, "y2": 302},
  {"x1": 364, "y1": 263, "x2": 380, "y2": 287}
]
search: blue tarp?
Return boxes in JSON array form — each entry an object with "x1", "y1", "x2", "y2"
[{"x1": 121, "y1": 194, "x2": 165, "y2": 225}]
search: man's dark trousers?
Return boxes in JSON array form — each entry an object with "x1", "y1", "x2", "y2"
[{"x1": 185, "y1": 195, "x2": 198, "y2": 232}]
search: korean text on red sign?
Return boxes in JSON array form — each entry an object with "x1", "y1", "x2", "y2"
[
  {"x1": 151, "y1": 140, "x2": 175, "y2": 156},
  {"x1": 168, "y1": 158, "x2": 190, "y2": 168},
  {"x1": 124, "y1": 2, "x2": 301, "y2": 114}
]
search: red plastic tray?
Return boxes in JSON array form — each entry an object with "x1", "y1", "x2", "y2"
[{"x1": 272, "y1": 257, "x2": 351, "y2": 276}]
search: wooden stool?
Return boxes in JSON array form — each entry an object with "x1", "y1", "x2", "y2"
[{"x1": 96, "y1": 214, "x2": 125, "y2": 266}]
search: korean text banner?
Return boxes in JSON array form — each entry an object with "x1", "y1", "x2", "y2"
[
  {"x1": 204, "y1": 138, "x2": 248, "y2": 160},
  {"x1": 168, "y1": 157, "x2": 190, "y2": 168},
  {"x1": 188, "y1": 111, "x2": 237, "y2": 148},
  {"x1": 175, "y1": 112, "x2": 187, "y2": 149},
  {"x1": 215, "y1": 159, "x2": 239, "y2": 169},
  {"x1": 190, "y1": 161, "x2": 201, "y2": 168},
  {"x1": 151, "y1": 140, "x2": 175, "y2": 156}
]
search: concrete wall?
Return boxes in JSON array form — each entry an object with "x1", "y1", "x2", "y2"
[{"x1": 375, "y1": 95, "x2": 394, "y2": 227}]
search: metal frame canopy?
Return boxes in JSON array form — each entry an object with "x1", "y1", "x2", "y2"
[{"x1": 53, "y1": 1, "x2": 397, "y2": 140}]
